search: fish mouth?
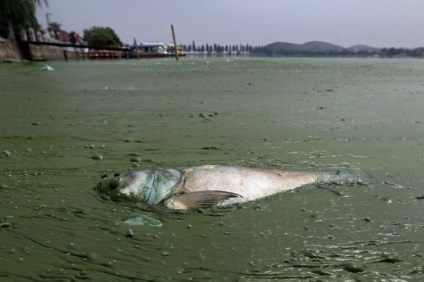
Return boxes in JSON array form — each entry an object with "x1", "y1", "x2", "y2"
[
  {"x1": 95, "y1": 173, "x2": 126, "y2": 197},
  {"x1": 95, "y1": 174, "x2": 110, "y2": 193}
]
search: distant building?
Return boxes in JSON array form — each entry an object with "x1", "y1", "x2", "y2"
[
  {"x1": 57, "y1": 31, "x2": 70, "y2": 42},
  {"x1": 57, "y1": 31, "x2": 83, "y2": 44}
]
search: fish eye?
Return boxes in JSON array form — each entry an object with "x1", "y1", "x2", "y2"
[{"x1": 110, "y1": 178, "x2": 120, "y2": 190}]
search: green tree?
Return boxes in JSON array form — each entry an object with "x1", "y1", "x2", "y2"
[
  {"x1": 83, "y1": 26, "x2": 122, "y2": 47},
  {"x1": 0, "y1": 0, "x2": 48, "y2": 39},
  {"x1": 69, "y1": 31, "x2": 77, "y2": 44},
  {"x1": 47, "y1": 21, "x2": 61, "y2": 39}
]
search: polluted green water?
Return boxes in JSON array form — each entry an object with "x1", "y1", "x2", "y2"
[{"x1": 1, "y1": 58, "x2": 424, "y2": 281}]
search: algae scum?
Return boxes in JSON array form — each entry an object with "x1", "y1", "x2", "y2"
[{"x1": 1, "y1": 58, "x2": 424, "y2": 281}]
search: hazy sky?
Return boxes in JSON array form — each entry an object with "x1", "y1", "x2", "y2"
[{"x1": 36, "y1": 0, "x2": 424, "y2": 48}]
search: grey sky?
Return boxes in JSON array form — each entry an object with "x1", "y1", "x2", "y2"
[{"x1": 36, "y1": 0, "x2": 424, "y2": 48}]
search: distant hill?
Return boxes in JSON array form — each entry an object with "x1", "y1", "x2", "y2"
[
  {"x1": 254, "y1": 41, "x2": 380, "y2": 56},
  {"x1": 300, "y1": 41, "x2": 345, "y2": 52}
]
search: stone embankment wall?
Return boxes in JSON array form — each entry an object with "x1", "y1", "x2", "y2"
[
  {"x1": 0, "y1": 37, "x2": 84, "y2": 62},
  {"x1": 0, "y1": 38, "x2": 21, "y2": 61},
  {"x1": 29, "y1": 44, "x2": 85, "y2": 61}
]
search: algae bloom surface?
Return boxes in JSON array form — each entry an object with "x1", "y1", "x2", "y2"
[{"x1": 1, "y1": 58, "x2": 424, "y2": 280}]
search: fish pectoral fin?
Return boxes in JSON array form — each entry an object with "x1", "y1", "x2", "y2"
[{"x1": 165, "y1": 190, "x2": 242, "y2": 209}]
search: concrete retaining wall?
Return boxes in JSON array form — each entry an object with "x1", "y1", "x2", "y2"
[
  {"x1": 0, "y1": 38, "x2": 22, "y2": 61},
  {"x1": 29, "y1": 44, "x2": 85, "y2": 61},
  {"x1": 0, "y1": 37, "x2": 84, "y2": 62}
]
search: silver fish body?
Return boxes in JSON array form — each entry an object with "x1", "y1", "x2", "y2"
[{"x1": 96, "y1": 165, "x2": 358, "y2": 210}]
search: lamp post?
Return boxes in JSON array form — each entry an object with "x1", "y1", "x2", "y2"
[{"x1": 45, "y1": 13, "x2": 52, "y2": 37}]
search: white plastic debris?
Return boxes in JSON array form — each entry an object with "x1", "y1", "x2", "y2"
[{"x1": 42, "y1": 64, "x2": 54, "y2": 71}]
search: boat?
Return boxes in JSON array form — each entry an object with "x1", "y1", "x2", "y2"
[
  {"x1": 88, "y1": 45, "x2": 121, "y2": 59},
  {"x1": 130, "y1": 42, "x2": 185, "y2": 59},
  {"x1": 167, "y1": 43, "x2": 185, "y2": 58}
]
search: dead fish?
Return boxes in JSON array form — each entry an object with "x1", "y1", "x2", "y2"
[{"x1": 95, "y1": 165, "x2": 359, "y2": 210}]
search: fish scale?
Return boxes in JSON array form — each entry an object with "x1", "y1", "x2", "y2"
[{"x1": 182, "y1": 166, "x2": 318, "y2": 203}]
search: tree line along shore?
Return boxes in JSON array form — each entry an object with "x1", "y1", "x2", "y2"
[{"x1": 1, "y1": 1, "x2": 423, "y2": 62}]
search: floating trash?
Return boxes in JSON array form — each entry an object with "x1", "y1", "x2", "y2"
[
  {"x1": 125, "y1": 228, "x2": 135, "y2": 238},
  {"x1": 42, "y1": 64, "x2": 54, "y2": 71},
  {"x1": 123, "y1": 215, "x2": 162, "y2": 227},
  {"x1": 0, "y1": 223, "x2": 12, "y2": 228}
]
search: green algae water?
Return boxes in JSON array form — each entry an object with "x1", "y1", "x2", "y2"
[{"x1": 1, "y1": 58, "x2": 424, "y2": 281}]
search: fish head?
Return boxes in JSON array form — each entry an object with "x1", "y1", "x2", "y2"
[{"x1": 95, "y1": 171, "x2": 151, "y2": 201}]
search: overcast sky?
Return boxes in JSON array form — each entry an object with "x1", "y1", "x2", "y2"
[{"x1": 36, "y1": 0, "x2": 424, "y2": 48}]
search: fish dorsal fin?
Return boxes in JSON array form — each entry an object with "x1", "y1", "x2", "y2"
[{"x1": 164, "y1": 190, "x2": 242, "y2": 209}]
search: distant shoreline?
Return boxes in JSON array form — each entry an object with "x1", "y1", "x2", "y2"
[{"x1": 3, "y1": 36, "x2": 424, "y2": 63}]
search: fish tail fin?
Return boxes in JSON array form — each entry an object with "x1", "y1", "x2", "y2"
[{"x1": 315, "y1": 170, "x2": 368, "y2": 185}]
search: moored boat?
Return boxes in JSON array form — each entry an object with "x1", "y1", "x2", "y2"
[
  {"x1": 88, "y1": 46, "x2": 122, "y2": 59},
  {"x1": 130, "y1": 42, "x2": 185, "y2": 59}
]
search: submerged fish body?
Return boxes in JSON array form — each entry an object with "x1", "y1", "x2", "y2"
[{"x1": 96, "y1": 165, "x2": 359, "y2": 210}]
